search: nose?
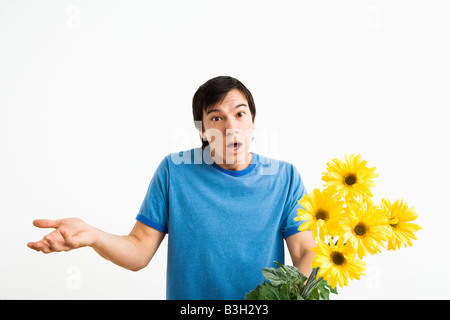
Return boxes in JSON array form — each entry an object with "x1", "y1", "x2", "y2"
[
  {"x1": 226, "y1": 128, "x2": 239, "y2": 136},
  {"x1": 224, "y1": 118, "x2": 239, "y2": 136}
]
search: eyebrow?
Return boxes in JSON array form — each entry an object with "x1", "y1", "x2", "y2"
[{"x1": 206, "y1": 103, "x2": 248, "y2": 115}]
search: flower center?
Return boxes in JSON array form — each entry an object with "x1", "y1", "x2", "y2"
[
  {"x1": 331, "y1": 252, "x2": 346, "y2": 266},
  {"x1": 389, "y1": 217, "x2": 399, "y2": 228},
  {"x1": 344, "y1": 174, "x2": 357, "y2": 186},
  {"x1": 315, "y1": 209, "x2": 328, "y2": 221},
  {"x1": 354, "y1": 223, "x2": 367, "y2": 236}
]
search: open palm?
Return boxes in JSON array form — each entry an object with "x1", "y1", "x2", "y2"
[{"x1": 27, "y1": 218, "x2": 98, "y2": 253}]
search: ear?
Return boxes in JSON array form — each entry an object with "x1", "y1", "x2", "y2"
[
  {"x1": 194, "y1": 120, "x2": 205, "y2": 139},
  {"x1": 198, "y1": 127, "x2": 205, "y2": 140}
]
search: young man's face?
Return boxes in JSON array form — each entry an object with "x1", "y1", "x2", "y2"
[{"x1": 201, "y1": 89, "x2": 255, "y2": 170}]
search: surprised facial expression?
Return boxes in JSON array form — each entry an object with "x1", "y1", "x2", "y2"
[{"x1": 201, "y1": 89, "x2": 255, "y2": 170}]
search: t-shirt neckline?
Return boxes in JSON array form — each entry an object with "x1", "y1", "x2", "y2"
[{"x1": 211, "y1": 153, "x2": 258, "y2": 177}]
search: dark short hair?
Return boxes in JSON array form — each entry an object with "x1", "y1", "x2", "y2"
[{"x1": 192, "y1": 76, "x2": 256, "y2": 148}]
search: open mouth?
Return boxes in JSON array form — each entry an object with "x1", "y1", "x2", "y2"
[
  {"x1": 227, "y1": 142, "x2": 242, "y2": 149},
  {"x1": 226, "y1": 142, "x2": 243, "y2": 151}
]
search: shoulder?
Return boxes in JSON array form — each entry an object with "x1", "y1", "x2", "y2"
[
  {"x1": 165, "y1": 148, "x2": 206, "y2": 165},
  {"x1": 256, "y1": 153, "x2": 301, "y2": 178},
  {"x1": 158, "y1": 148, "x2": 211, "y2": 178}
]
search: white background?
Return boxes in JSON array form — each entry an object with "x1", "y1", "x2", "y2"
[{"x1": 1, "y1": 0, "x2": 449, "y2": 299}]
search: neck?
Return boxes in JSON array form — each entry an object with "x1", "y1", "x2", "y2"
[{"x1": 212, "y1": 152, "x2": 253, "y2": 171}]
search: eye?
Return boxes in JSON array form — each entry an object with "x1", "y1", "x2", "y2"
[
  {"x1": 236, "y1": 111, "x2": 245, "y2": 117},
  {"x1": 211, "y1": 116, "x2": 221, "y2": 122}
]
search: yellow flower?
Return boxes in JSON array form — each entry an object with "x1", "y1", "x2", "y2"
[
  {"x1": 322, "y1": 154, "x2": 378, "y2": 201},
  {"x1": 341, "y1": 198, "x2": 390, "y2": 258},
  {"x1": 295, "y1": 188, "x2": 344, "y2": 240},
  {"x1": 311, "y1": 237, "x2": 366, "y2": 289},
  {"x1": 380, "y1": 198, "x2": 422, "y2": 250}
]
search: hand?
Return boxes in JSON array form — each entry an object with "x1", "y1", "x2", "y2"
[{"x1": 27, "y1": 218, "x2": 98, "y2": 254}]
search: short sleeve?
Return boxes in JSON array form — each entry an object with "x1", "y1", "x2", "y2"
[
  {"x1": 281, "y1": 165, "x2": 307, "y2": 239},
  {"x1": 136, "y1": 157, "x2": 170, "y2": 233}
]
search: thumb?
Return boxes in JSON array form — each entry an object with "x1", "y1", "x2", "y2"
[{"x1": 33, "y1": 219, "x2": 60, "y2": 229}]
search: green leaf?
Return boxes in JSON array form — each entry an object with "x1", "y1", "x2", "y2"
[
  {"x1": 284, "y1": 264, "x2": 308, "y2": 284},
  {"x1": 274, "y1": 261, "x2": 286, "y2": 270},
  {"x1": 325, "y1": 282, "x2": 338, "y2": 294},
  {"x1": 245, "y1": 281, "x2": 277, "y2": 300},
  {"x1": 246, "y1": 262, "x2": 336, "y2": 300},
  {"x1": 294, "y1": 292, "x2": 304, "y2": 300},
  {"x1": 244, "y1": 283, "x2": 263, "y2": 300},
  {"x1": 277, "y1": 283, "x2": 291, "y2": 300},
  {"x1": 262, "y1": 266, "x2": 288, "y2": 287},
  {"x1": 307, "y1": 287, "x2": 320, "y2": 300},
  {"x1": 244, "y1": 288, "x2": 260, "y2": 300},
  {"x1": 272, "y1": 261, "x2": 307, "y2": 283},
  {"x1": 316, "y1": 280, "x2": 330, "y2": 300}
]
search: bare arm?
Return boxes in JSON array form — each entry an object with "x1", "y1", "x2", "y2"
[
  {"x1": 28, "y1": 218, "x2": 165, "y2": 272},
  {"x1": 285, "y1": 230, "x2": 316, "y2": 277},
  {"x1": 92, "y1": 221, "x2": 165, "y2": 271}
]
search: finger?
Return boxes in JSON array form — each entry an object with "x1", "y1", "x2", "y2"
[
  {"x1": 44, "y1": 235, "x2": 61, "y2": 252},
  {"x1": 43, "y1": 229, "x2": 62, "y2": 242},
  {"x1": 41, "y1": 245, "x2": 52, "y2": 254},
  {"x1": 33, "y1": 219, "x2": 61, "y2": 229},
  {"x1": 61, "y1": 229, "x2": 79, "y2": 249},
  {"x1": 27, "y1": 240, "x2": 42, "y2": 251},
  {"x1": 27, "y1": 242, "x2": 40, "y2": 251},
  {"x1": 28, "y1": 239, "x2": 51, "y2": 253},
  {"x1": 40, "y1": 239, "x2": 53, "y2": 253}
]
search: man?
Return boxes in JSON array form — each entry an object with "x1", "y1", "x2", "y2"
[{"x1": 28, "y1": 76, "x2": 316, "y2": 300}]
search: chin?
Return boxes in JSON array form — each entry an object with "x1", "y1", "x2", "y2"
[{"x1": 224, "y1": 150, "x2": 249, "y2": 165}]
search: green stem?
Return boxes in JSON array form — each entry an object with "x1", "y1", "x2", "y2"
[{"x1": 301, "y1": 267, "x2": 322, "y2": 299}]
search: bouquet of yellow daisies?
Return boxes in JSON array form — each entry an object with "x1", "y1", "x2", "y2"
[
  {"x1": 246, "y1": 154, "x2": 421, "y2": 300},
  {"x1": 297, "y1": 154, "x2": 421, "y2": 290}
]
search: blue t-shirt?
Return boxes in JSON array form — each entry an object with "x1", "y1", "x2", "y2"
[{"x1": 136, "y1": 147, "x2": 306, "y2": 300}]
